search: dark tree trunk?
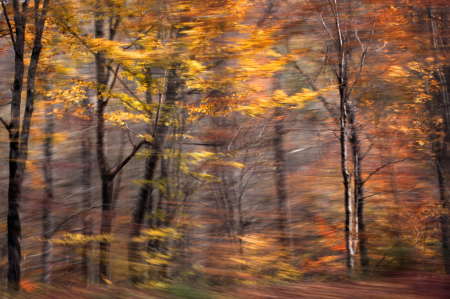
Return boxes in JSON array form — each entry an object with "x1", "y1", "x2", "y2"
[
  {"x1": 6, "y1": 0, "x2": 51, "y2": 290},
  {"x1": 128, "y1": 148, "x2": 158, "y2": 284},
  {"x1": 421, "y1": 55, "x2": 450, "y2": 274},
  {"x1": 99, "y1": 176, "x2": 114, "y2": 282},
  {"x1": 93, "y1": 6, "x2": 121, "y2": 282},
  {"x1": 128, "y1": 68, "x2": 178, "y2": 284},
  {"x1": 427, "y1": 6, "x2": 450, "y2": 275},
  {"x1": 42, "y1": 95, "x2": 54, "y2": 283},
  {"x1": 96, "y1": 115, "x2": 146, "y2": 283},
  {"x1": 435, "y1": 151, "x2": 450, "y2": 274},
  {"x1": 7, "y1": 1, "x2": 28, "y2": 290},
  {"x1": 96, "y1": 93, "x2": 113, "y2": 281},
  {"x1": 273, "y1": 109, "x2": 292, "y2": 252},
  {"x1": 94, "y1": 10, "x2": 114, "y2": 281},
  {"x1": 81, "y1": 96, "x2": 93, "y2": 283},
  {"x1": 156, "y1": 152, "x2": 171, "y2": 279}
]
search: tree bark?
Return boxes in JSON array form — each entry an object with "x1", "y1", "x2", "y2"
[
  {"x1": 95, "y1": 56, "x2": 146, "y2": 284},
  {"x1": 274, "y1": 108, "x2": 293, "y2": 252},
  {"x1": 128, "y1": 68, "x2": 178, "y2": 284},
  {"x1": 348, "y1": 106, "x2": 369, "y2": 274},
  {"x1": 7, "y1": 1, "x2": 28, "y2": 290},
  {"x1": 428, "y1": 6, "x2": 450, "y2": 274},
  {"x1": 93, "y1": 5, "x2": 123, "y2": 282},
  {"x1": 42, "y1": 94, "x2": 54, "y2": 284},
  {"x1": 81, "y1": 95, "x2": 93, "y2": 283},
  {"x1": 99, "y1": 176, "x2": 114, "y2": 282},
  {"x1": 7, "y1": 0, "x2": 51, "y2": 290},
  {"x1": 338, "y1": 50, "x2": 354, "y2": 273},
  {"x1": 435, "y1": 150, "x2": 450, "y2": 274}
]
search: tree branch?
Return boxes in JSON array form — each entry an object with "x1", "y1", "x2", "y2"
[
  {"x1": 50, "y1": 204, "x2": 102, "y2": 237},
  {"x1": 1, "y1": 1, "x2": 15, "y2": 50},
  {"x1": 176, "y1": 141, "x2": 220, "y2": 146},
  {"x1": 0, "y1": 101, "x2": 12, "y2": 108},
  {"x1": 362, "y1": 154, "x2": 414, "y2": 185},
  {"x1": 103, "y1": 63, "x2": 120, "y2": 105},
  {"x1": 111, "y1": 139, "x2": 151, "y2": 177},
  {"x1": 305, "y1": 0, "x2": 337, "y2": 46},
  {"x1": 0, "y1": 116, "x2": 10, "y2": 132}
]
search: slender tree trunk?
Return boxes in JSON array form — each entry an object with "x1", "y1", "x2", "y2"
[
  {"x1": 435, "y1": 147, "x2": 450, "y2": 274},
  {"x1": 274, "y1": 109, "x2": 293, "y2": 253},
  {"x1": 7, "y1": 0, "x2": 51, "y2": 289},
  {"x1": 81, "y1": 95, "x2": 93, "y2": 283},
  {"x1": 7, "y1": 1, "x2": 28, "y2": 290},
  {"x1": 429, "y1": 5, "x2": 450, "y2": 274},
  {"x1": 338, "y1": 51, "x2": 354, "y2": 273},
  {"x1": 94, "y1": 10, "x2": 113, "y2": 283},
  {"x1": 129, "y1": 149, "x2": 158, "y2": 284},
  {"x1": 429, "y1": 8, "x2": 450, "y2": 141},
  {"x1": 349, "y1": 107, "x2": 369, "y2": 274},
  {"x1": 96, "y1": 100, "x2": 145, "y2": 283},
  {"x1": 113, "y1": 129, "x2": 126, "y2": 204},
  {"x1": 144, "y1": 152, "x2": 171, "y2": 281},
  {"x1": 94, "y1": 7, "x2": 118, "y2": 282},
  {"x1": 420, "y1": 60, "x2": 450, "y2": 274},
  {"x1": 99, "y1": 176, "x2": 114, "y2": 282},
  {"x1": 154, "y1": 153, "x2": 171, "y2": 279},
  {"x1": 96, "y1": 93, "x2": 112, "y2": 281},
  {"x1": 42, "y1": 95, "x2": 54, "y2": 283},
  {"x1": 128, "y1": 68, "x2": 178, "y2": 283}
]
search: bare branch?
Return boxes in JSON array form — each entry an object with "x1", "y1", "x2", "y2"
[
  {"x1": 228, "y1": 124, "x2": 243, "y2": 151},
  {"x1": 125, "y1": 123, "x2": 136, "y2": 147},
  {"x1": 176, "y1": 141, "x2": 220, "y2": 146},
  {"x1": 360, "y1": 142, "x2": 373, "y2": 161},
  {"x1": 1, "y1": 1, "x2": 15, "y2": 49},
  {"x1": 103, "y1": 64, "x2": 121, "y2": 105},
  {"x1": 305, "y1": 0, "x2": 337, "y2": 45},
  {"x1": 112, "y1": 139, "x2": 151, "y2": 177},
  {"x1": 292, "y1": 59, "x2": 338, "y2": 120},
  {"x1": 0, "y1": 116, "x2": 10, "y2": 132},
  {"x1": 362, "y1": 155, "x2": 414, "y2": 185},
  {"x1": 322, "y1": 49, "x2": 340, "y2": 80},
  {"x1": 0, "y1": 101, "x2": 12, "y2": 108},
  {"x1": 153, "y1": 70, "x2": 168, "y2": 132},
  {"x1": 50, "y1": 205, "x2": 102, "y2": 237}
]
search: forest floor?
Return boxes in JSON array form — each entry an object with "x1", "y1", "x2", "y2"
[{"x1": 3, "y1": 272, "x2": 450, "y2": 298}]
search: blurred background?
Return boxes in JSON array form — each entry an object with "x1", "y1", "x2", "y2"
[{"x1": 0, "y1": 0, "x2": 450, "y2": 297}]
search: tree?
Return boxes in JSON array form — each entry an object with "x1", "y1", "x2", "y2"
[
  {"x1": 297, "y1": 0, "x2": 381, "y2": 274},
  {"x1": 42, "y1": 84, "x2": 54, "y2": 284},
  {"x1": 0, "y1": 0, "x2": 52, "y2": 290},
  {"x1": 404, "y1": 0, "x2": 450, "y2": 273}
]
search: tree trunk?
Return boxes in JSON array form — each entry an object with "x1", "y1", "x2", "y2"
[
  {"x1": 349, "y1": 107, "x2": 369, "y2": 275},
  {"x1": 96, "y1": 100, "x2": 146, "y2": 283},
  {"x1": 274, "y1": 108, "x2": 293, "y2": 252},
  {"x1": 435, "y1": 147, "x2": 450, "y2": 274},
  {"x1": 158, "y1": 152, "x2": 171, "y2": 275},
  {"x1": 42, "y1": 95, "x2": 54, "y2": 283},
  {"x1": 94, "y1": 7, "x2": 120, "y2": 282},
  {"x1": 128, "y1": 68, "x2": 178, "y2": 284},
  {"x1": 99, "y1": 176, "x2": 114, "y2": 282},
  {"x1": 7, "y1": 1, "x2": 28, "y2": 290},
  {"x1": 81, "y1": 96, "x2": 93, "y2": 283},
  {"x1": 420, "y1": 59, "x2": 450, "y2": 274},
  {"x1": 7, "y1": 0, "x2": 51, "y2": 290},
  {"x1": 338, "y1": 51, "x2": 354, "y2": 273},
  {"x1": 429, "y1": 6, "x2": 450, "y2": 274},
  {"x1": 128, "y1": 153, "x2": 157, "y2": 284}
]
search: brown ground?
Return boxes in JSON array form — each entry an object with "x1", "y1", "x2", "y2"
[{"x1": 3, "y1": 273, "x2": 449, "y2": 298}]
